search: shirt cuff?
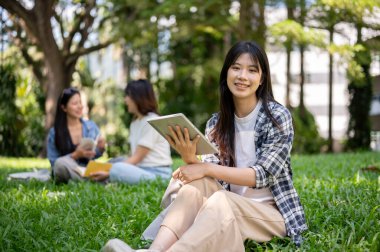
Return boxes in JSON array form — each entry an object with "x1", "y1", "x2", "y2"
[{"x1": 251, "y1": 165, "x2": 266, "y2": 188}]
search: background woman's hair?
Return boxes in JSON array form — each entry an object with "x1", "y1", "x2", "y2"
[
  {"x1": 124, "y1": 79, "x2": 158, "y2": 116},
  {"x1": 212, "y1": 41, "x2": 279, "y2": 166},
  {"x1": 54, "y1": 87, "x2": 80, "y2": 155}
]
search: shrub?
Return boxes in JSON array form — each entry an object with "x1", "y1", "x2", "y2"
[{"x1": 291, "y1": 106, "x2": 325, "y2": 154}]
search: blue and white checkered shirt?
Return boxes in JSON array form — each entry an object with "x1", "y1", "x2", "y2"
[{"x1": 202, "y1": 101, "x2": 308, "y2": 246}]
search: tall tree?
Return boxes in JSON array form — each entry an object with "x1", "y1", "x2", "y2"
[
  {"x1": 325, "y1": 0, "x2": 380, "y2": 150},
  {"x1": 238, "y1": 0, "x2": 266, "y2": 48},
  {"x1": 309, "y1": 0, "x2": 344, "y2": 152},
  {"x1": 285, "y1": 0, "x2": 296, "y2": 108},
  {"x1": 0, "y1": 0, "x2": 116, "y2": 132}
]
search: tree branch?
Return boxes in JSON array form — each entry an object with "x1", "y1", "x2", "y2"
[
  {"x1": 0, "y1": 0, "x2": 37, "y2": 37},
  {"x1": 77, "y1": 2, "x2": 96, "y2": 49},
  {"x1": 53, "y1": 11, "x2": 65, "y2": 44},
  {"x1": 63, "y1": 9, "x2": 86, "y2": 53},
  {"x1": 12, "y1": 24, "x2": 45, "y2": 87},
  {"x1": 66, "y1": 39, "x2": 115, "y2": 65}
]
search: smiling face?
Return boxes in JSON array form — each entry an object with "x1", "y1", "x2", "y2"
[
  {"x1": 227, "y1": 53, "x2": 262, "y2": 103},
  {"x1": 62, "y1": 93, "x2": 83, "y2": 119}
]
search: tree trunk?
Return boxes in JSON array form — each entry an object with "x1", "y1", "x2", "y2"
[
  {"x1": 346, "y1": 23, "x2": 372, "y2": 150},
  {"x1": 44, "y1": 60, "x2": 74, "y2": 131},
  {"x1": 285, "y1": 45, "x2": 292, "y2": 107},
  {"x1": 298, "y1": 0, "x2": 306, "y2": 119},
  {"x1": 238, "y1": 0, "x2": 266, "y2": 49},
  {"x1": 254, "y1": 0, "x2": 266, "y2": 49},
  {"x1": 238, "y1": 0, "x2": 252, "y2": 41},
  {"x1": 299, "y1": 45, "x2": 305, "y2": 119},
  {"x1": 285, "y1": 0, "x2": 295, "y2": 108},
  {"x1": 327, "y1": 28, "x2": 334, "y2": 152}
]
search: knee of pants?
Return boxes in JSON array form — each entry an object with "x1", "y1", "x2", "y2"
[
  {"x1": 201, "y1": 190, "x2": 232, "y2": 212},
  {"x1": 177, "y1": 177, "x2": 220, "y2": 202},
  {"x1": 194, "y1": 191, "x2": 232, "y2": 223},
  {"x1": 53, "y1": 158, "x2": 69, "y2": 176},
  {"x1": 109, "y1": 162, "x2": 131, "y2": 177}
]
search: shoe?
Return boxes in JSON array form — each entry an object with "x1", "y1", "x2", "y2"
[
  {"x1": 101, "y1": 239, "x2": 160, "y2": 252},
  {"x1": 102, "y1": 239, "x2": 134, "y2": 252}
]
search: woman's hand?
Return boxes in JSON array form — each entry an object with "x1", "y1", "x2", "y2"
[
  {"x1": 166, "y1": 126, "x2": 200, "y2": 164},
  {"x1": 72, "y1": 146, "x2": 96, "y2": 160},
  {"x1": 88, "y1": 171, "x2": 109, "y2": 182},
  {"x1": 172, "y1": 163, "x2": 208, "y2": 184},
  {"x1": 96, "y1": 136, "x2": 106, "y2": 152}
]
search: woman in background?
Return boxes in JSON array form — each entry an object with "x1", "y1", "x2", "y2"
[
  {"x1": 47, "y1": 87, "x2": 106, "y2": 183},
  {"x1": 89, "y1": 79, "x2": 172, "y2": 184}
]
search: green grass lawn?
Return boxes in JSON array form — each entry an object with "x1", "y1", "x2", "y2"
[{"x1": 0, "y1": 152, "x2": 379, "y2": 251}]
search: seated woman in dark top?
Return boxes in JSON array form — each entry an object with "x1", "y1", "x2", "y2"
[{"x1": 47, "y1": 87, "x2": 106, "y2": 183}]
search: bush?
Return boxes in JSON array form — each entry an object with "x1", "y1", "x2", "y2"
[
  {"x1": 106, "y1": 129, "x2": 130, "y2": 158},
  {"x1": 0, "y1": 64, "x2": 25, "y2": 156},
  {"x1": 0, "y1": 63, "x2": 45, "y2": 157},
  {"x1": 291, "y1": 106, "x2": 325, "y2": 154}
]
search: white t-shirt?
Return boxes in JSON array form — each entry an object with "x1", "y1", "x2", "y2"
[
  {"x1": 231, "y1": 100, "x2": 274, "y2": 203},
  {"x1": 129, "y1": 112, "x2": 172, "y2": 167}
]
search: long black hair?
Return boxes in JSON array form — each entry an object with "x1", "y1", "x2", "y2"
[
  {"x1": 54, "y1": 87, "x2": 81, "y2": 155},
  {"x1": 124, "y1": 79, "x2": 158, "y2": 117},
  {"x1": 212, "y1": 41, "x2": 279, "y2": 166}
]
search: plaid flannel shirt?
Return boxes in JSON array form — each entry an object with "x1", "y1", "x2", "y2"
[{"x1": 201, "y1": 101, "x2": 308, "y2": 246}]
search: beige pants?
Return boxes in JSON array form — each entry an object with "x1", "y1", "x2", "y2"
[
  {"x1": 53, "y1": 156, "x2": 84, "y2": 183},
  {"x1": 161, "y1": 177, "x2": 286, "y2": 252}
]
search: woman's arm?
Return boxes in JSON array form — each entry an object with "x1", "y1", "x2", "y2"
[
  {"x1": 125, "y1": 145, "x2": 150, "y2": 165},
  {"x1": 173, "y1": 162, "x2": 256, "y2": 186},
  {"x1": 167, "y1": 125, "x2": 256, "y2": 186},
  {"x1": 251, "y1": 105, "x2": 293, "y2": 189}
]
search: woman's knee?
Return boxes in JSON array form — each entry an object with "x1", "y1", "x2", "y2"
[
  {"x1": 53, "y1": 157, "x2": 69, "y2": 175},
  {"x1": 209, "y1": 190, "x2": 229, "y2": 201},
  {"x1": 52, "y1": 157, "x2": 73, "y2": 182},
  {"x1": 109, "y1": 162, "x2": 130, "y2": 176},
  {"x1": 177, "y1": 177, "x2": 221, "y2": 201},
  {"x1": 204, "y1": 190, "x2": 230, "y2": 209}
]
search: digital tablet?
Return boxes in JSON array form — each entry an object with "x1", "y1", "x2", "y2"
[{"x1": 147, "y1": 113, "x2": 218, "y2": 155}]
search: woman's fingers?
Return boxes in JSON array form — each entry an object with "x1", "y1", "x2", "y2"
[
  {"x1": 172, "y1": 168, "x2": 180, "y2": 179},
  {"x1": 193, "y1": 135, "x2": 200, "y2": 145},
  {"x1": 168, "y1": 126, "x2": 180, "y2": 144},
  {"x1": 184, "y1": 128, "x2": 191, "y2": 142},
  {"x1": 175, "y1": 126, "x2": 185, "y2": 143}
]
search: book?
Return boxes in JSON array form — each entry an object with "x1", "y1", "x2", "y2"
[
  {"x1": 83, "y1": 160, "x2": 112, "y2": 177},
  {"x1": 147, "y1": 113, "x2": 218, "y2": 155}
]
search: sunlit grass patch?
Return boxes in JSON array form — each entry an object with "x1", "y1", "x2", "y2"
[{"x1": 0, "y1": 153, "x2": 379, "y2": 251}]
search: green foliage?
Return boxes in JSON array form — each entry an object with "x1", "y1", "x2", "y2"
[
  {"x1": 109, "y1": 0, "x2": 230, "y2": 131},
  {"x1": 291, "y1": 106, "x2": 325, "y2": 154},
  {"x1": 0, "y1": 153, "x2": 379, "y2": 251},
  {"x1": 0, "y1": 63, "x2": 44, "y2": 157},
  {"x1": 270, "y1": 19, "x2": 326, "y2": 48},
  {"x1": 106, "y1": 129, "x2": 130, "y2": 158},
  {"x1": 0, "y1": 64, "x2": 23, "y2": 156},
  {"x1": 16, "y1": 78, "x2": 45, "y2": 157},
  {"x1": 158, "y1": 30, "x2": 223, "y2": 130},
  {"x1": 87, "y1": 80, "x2": 131, "y2": 158},
  {"x1": 345, "y1": 46, "x2": 372, "y2": 151}
]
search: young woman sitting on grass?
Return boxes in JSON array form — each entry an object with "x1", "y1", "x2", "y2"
[
  {"x1": 89, "y1": 79, "x2": 173, "y2": 184},
  {"x1": 47, "y1": 87, "x2": 106, "y2": 183},
  {"x1": 102, "y1": 41, "x2": 307, "y2": 251}
]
